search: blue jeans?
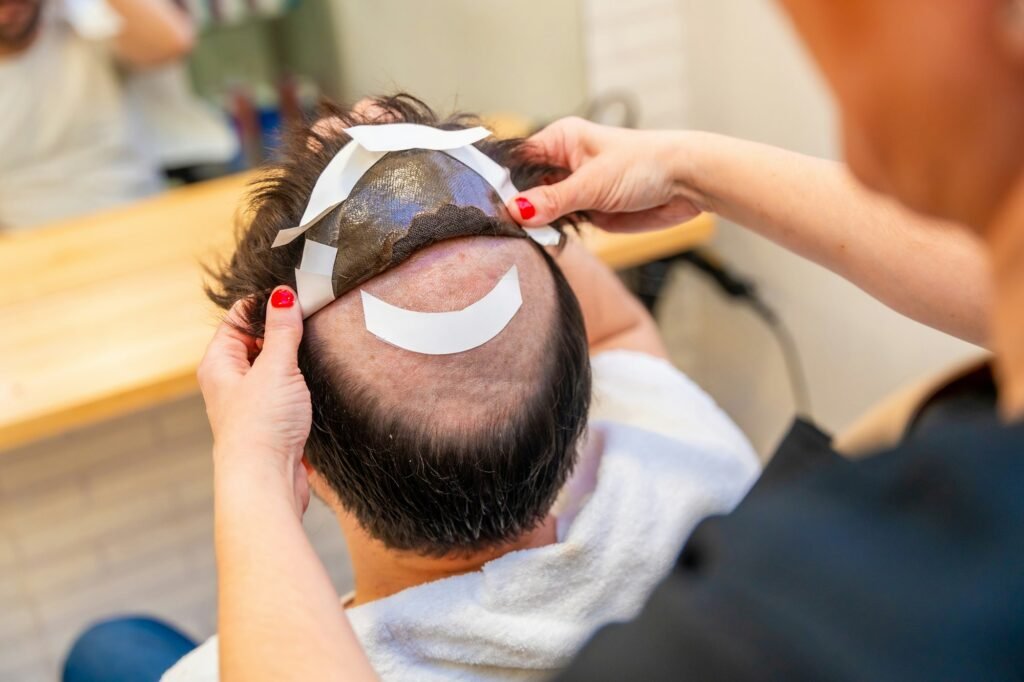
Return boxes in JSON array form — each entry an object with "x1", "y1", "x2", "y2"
[{"x1": 63, "y1": 616, "x2": 197, "y2": 682}]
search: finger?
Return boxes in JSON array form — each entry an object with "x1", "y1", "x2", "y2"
[
  {"x1": 256, "y1": 286, "x2": 304, "y2": 370},
  {"x1": 223, "y1": 299, "x2": 261, "y2": 353},
  {"x1": 222, "y1": 300, "x2": 263, "y2": 363},
  {"x1": 198, "y1": 300, "x2": 258, "y2": 389},
  {"x1": 508, "y1": 165, "x2": 604, "y2": 226},
  {"x1": 521, "y1": 117, "x2": 585, "y2": 169},
  {"x1": 588, "y1": 203, "x2": 701, "y2": 233}
]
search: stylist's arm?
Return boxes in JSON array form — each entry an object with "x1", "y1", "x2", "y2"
[
  {"x1": 197, "y1": 288, "x2": 377, "y2": 682},
  {"x1": 511, "y1": 118, "x2": 990, "y2": 346}
]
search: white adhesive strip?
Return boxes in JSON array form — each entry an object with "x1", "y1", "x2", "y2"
[
  {"x1": 522, "y1": 226, "x2": 563, "y2": 246},
  {"x1": 345, "y1": 124, "x2": 492, "y2": 152},
  {"x1": 295, "y1": 241, "x2": 338, "y2": 318},
  {"x1": 443, "y1": 145, "x2": 518, "y2": 202},
  {"x1": 295, "y1": 268, "x2": 336, "y2": 319},
  {"x1": 273, "y1": 143, "x2": 387, "y2": 247},
  {"x1": 300, "y1": 240, "x2": 337, "y2": 276},
  {"x1": 360, "y1": 266, "x2": 522, "y2": 355}
]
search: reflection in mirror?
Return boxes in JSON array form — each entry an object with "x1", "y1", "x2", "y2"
[{"x1": 0, "y1": 0, "x2": 338, "y2": 231}]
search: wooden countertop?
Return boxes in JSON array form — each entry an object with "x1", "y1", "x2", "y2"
[{"x1": 0, "y1": 174, "x2": 714, "y2": 450}]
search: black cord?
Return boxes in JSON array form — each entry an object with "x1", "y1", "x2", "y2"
[{"x1": 676, "y1": 250, "x2": 813, "y2": 418}]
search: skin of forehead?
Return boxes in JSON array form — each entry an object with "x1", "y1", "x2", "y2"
[{"x1": 306, "y1": 236, "x2": 556, "y2": 425}]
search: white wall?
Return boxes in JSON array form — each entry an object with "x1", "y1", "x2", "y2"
[
  {"x1": 580, "y1": 0, "x2": 690, "y2": 128},
  {"x1": 325, "y1": 0, "x2": 587, "y2": 122},
  {"x1": 669, "y1": 0, "x2": 982, "y2": 452}
]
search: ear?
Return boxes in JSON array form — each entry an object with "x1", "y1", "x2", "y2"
[
  {"x1": 996, "y1": 0, "x2": 1024, "y2": 65},
  {"x1": 303, "y1": 459, "x2": 341, "y2": 507}
]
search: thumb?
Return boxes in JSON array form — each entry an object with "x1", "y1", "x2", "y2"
[
  {"x1": 509, "y1": 169, "x2": 600, "y2": 226},
  {"x1": 259, "y1": 286, "x2": 304, "y2": 369}
]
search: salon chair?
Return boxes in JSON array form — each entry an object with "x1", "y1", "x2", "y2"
[{"x1": 835, "y1": 358, "x2": 995, "y2": 457}]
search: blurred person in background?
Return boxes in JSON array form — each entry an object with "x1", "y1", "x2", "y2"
[{"x1": 0, "y1": 0, "x2": 193, "y2": 230}]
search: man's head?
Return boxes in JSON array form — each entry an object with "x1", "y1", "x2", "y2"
[
  {"x1": 208, "y1": 95, "x2": 591, "y2": 556},
  {"x1": 0, "y1": 0, "x2": 42, "y2": 53}
]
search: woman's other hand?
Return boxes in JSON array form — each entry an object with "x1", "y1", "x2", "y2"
[
  {"x1": 509, "y1": 117, "x2": 706, "y2": 232},
  {"x1": 197, "y1": 287, "x2": 312, "y2": 515}
]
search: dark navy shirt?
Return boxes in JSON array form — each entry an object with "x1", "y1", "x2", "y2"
[{"x1": 557, "y1": 390, "x2": 1024, "y2": 681}]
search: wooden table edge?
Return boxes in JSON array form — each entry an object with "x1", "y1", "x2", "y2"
[{"x1": 0, "y1": 214, "x2": 715, "y2": 451}]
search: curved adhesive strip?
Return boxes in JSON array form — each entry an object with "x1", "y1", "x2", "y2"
[
  {"x1": 360, "y1": 266, "x2": 522, "y2": 355},
  {"x1": 345, "y1": 124, "x2": 492, "y2": 152},
  {"x1": 273, "y1": 143, "x2": 387, "y2": 247}
]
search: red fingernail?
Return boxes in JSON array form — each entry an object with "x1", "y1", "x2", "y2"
[
  {"x1": 514, "y1": 197, "x2": 536, "y2": 220},
  {"x1": 271, "y1": 289, "x2": 295, "y2": 308}
]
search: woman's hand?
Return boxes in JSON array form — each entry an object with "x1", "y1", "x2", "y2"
[
  {"x1": 509, "y1": 117, "x2": 706, "y2": 232},
  {"x1": 512, "y1": 121, "x2": 991, "y2": 346},
  {"x1": 197, "y1": 287, "x2": 312, "y2": 516},
  {"x1": 203, "y1": 290, "x2": 378, "y2": 682}
]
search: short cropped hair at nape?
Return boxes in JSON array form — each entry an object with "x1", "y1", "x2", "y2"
[{"x1": 206, "y1": 94, "x2": 591, "y2": 555}]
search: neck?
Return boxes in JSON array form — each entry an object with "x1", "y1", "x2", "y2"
[
  {"x1": 341, "y1": 515, "x2": 558, "y2": 607},
  {"x1": 987, "y1": 172, "x2": 1024, "y2": 420}
]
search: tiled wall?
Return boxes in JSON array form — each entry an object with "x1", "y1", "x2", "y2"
[
  {"x1": 581, "y1": 0, "x2": 689, "y2": 128},
  {"x1": 0, "y1": 395, "x2": 352, "y2": 682}
]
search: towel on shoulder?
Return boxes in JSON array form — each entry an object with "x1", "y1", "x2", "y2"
[{"x1": 164, "y1": 350, "x2": 760, "y2": 682}]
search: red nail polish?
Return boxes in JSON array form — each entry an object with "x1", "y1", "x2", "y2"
[
  {"x1": 515, "y1": 197, "x2": 536, "y2": 220},
  {"x1": 270, "y1": 289, "x2": 295, "y2": 308}
]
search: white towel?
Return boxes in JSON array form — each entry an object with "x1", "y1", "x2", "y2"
[{"x1": 164, "y1": 351, "x2": 760, "y2": 682}]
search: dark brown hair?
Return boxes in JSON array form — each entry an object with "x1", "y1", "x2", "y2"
[
  {"x1": 207, "y1": 94, "x2": 581, "y2": 333},
  {"x1": 206, "y1": 94, "x2": 591, "y2": 555}
]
